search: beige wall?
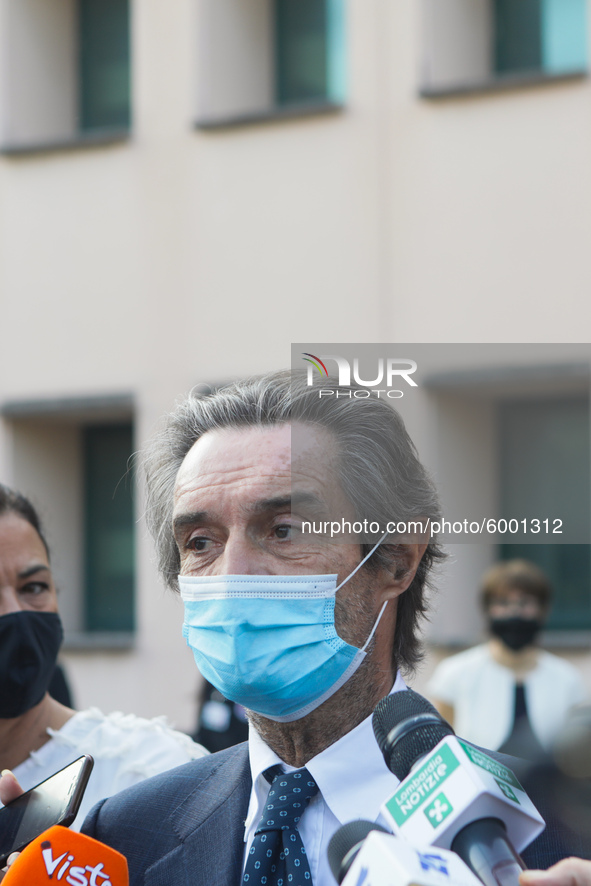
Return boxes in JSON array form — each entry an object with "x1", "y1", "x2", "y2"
[
  {"x1": 383, "y1": 2, "x2": 591, "y2": 340},
  {"x1": 197, "y1": 0, "x2": 274, "y2": 120},
  {"x1": 1, "y1": 0, "x2": 77, "y2": 146},
  {"x1": 421, "y1": 0, "x2": 492, "y2": 89}
]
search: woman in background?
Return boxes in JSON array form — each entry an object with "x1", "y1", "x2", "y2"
[
  {"x1": 428, "y1": 559, "x2": 586, "y2": 759},
  {"x1": 0, "y1": 483, "x2": 207, "y2": 827}
]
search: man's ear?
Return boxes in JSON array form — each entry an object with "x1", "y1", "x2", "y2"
[{"x1": 377, "y1": 540, "x2": 429, "y2": 602}]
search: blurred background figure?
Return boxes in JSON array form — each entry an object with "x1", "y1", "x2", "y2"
[
  {"x1": 428, "y1": 559, "x2": 586, "y2": 759},
  {"x1": 191, "y1": 679, "x2": 249, "y2": 753},
  {"x1": 0, "y1": 483, "x2": 208, "y2": 828}
]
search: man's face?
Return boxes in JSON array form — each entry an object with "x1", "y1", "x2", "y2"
[{"x1": 173, "y1": 422, "x2": 412, "y2": 650}]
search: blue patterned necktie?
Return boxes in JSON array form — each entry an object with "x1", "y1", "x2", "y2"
[{"x1": 243, "y1": 765, "x2": 319, "y2": 886}]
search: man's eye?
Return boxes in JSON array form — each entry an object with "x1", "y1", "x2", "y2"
[
  {"x1": 274, "y1": 524, "x2": 292, "y2": 540},
  {"x1": 188, "y1": 536, "x2": 211, "y2": 552}
]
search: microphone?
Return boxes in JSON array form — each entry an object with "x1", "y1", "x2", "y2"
[
  {"x1": 328, "y1": 820, "x2": 390, "y2": 883},
  {"x1": 328, "y1": 820, "x2": 484, "y2": 886},
  {"x1": 373, "y1": 691, "x2": 545, "y2": 886},
  {"x1": 3, "y1": 825, "x2": 128, "y2": 885}
]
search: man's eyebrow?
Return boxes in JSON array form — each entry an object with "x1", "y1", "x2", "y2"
[
  {"x1": 172, "y1": 512, "x2": 209, "y2": 536},
  {"x1": 19, "y1": 564, "x2": 50, "y2": 580},
  {"x1": 249, "y1": 492, "x2": 327, "y2": 514},
  {"x1": 172, "y1": 493, "x2": 328, "y2": 532}
]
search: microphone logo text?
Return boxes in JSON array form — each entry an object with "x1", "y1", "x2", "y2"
[
  {"x1": 41, "y1": 839, "x2": 112, "y2": 885},
  {"x1": 385, "y1": 744, "x2": 460, "y2": 827}
]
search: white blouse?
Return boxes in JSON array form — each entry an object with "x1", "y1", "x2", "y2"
[
  {"x1": 10, "y1": 708, "x2": 208, "y2": 829},
  {"x1": 427, "y1": 643, "x2": 586, "y2": 752}
]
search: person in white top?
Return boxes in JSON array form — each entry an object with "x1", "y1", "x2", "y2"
[
  {"x1": 428, "y1": 559, "x2": 586, "y2": 758},
  {"x1": 0, "y1": 482, "x2": 207, "y2": 829}
]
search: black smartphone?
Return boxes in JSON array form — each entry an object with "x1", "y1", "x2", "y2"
[{"x1": 0, "y1": 754, "x2": 94, "y2": 865}]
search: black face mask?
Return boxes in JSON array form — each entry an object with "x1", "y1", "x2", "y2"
[
  {"x1": 0, "y1": 610, "x2": 63, "y2": 718},
  {"x1": 489, "y1": 616, "x2": 542, "y2": 652}
]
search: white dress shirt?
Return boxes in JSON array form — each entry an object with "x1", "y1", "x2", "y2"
[{"x1": 244, "y1": 673, "x2": 406, "y2": 886}]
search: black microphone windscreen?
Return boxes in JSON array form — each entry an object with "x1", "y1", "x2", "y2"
[
  {"x1": 373, "y1": 690, "x2": 454, "y2": 780},
  {"x1": 327, "y1": 820, "x2": 389, "y2": 885}
]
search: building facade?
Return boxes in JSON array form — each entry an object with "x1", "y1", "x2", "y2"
[{"x1": 0, "y1": 0, "x2": 590, "y2": 728}]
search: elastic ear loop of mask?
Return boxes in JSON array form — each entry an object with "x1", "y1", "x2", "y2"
[{"x1": 334, "y1": 531, "x2": 391, "y2": 653}]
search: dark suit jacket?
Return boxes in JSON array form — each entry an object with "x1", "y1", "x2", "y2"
[{"x1": 82, "y1": 741, "x2": 591, "y2": 886}]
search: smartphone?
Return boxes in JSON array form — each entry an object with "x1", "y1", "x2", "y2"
[{"x1": 0, "y1": 754, "x2": 94, "y2": 865}]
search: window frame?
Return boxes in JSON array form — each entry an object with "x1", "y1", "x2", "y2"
[
  {"x1": 420, "y1": 0, "x2": 589, "y2": 100},
  {"x1": 0, "y1": 394, "x2": 137, "y2": 649},
  {"x1": 194, "y1": 0, "x2": 346, "y2": 131}
]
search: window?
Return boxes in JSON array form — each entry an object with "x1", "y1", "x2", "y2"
[
  {"x1": 276, "y1": 0, "x2": 346, "y2": 106},
  {"x1": 0, "y1": 0, "x2": 131, "y2": 152},
  {"x1": 276, "y1": 0, "x2": 329, "y2": 104},
  {"x1": 83, "y1": 424, "x2": 135, "y2": 633},
  {"x1": 421, "y1": 0, "x2": 588, "y2": 96},
  {"x1": 495, "y1": 0, "x2": 543, "y2": 73},
  {"x1": 3, "y1": 396, "x2": 136, "y2": 643},
  {"x1": 79, "y1": 0, "x2": 131, "y2": 131},
  {"x1": 495, "y1": 0, "x2": 588, "y2": 75},
  {"x1": 196, "y1": 0, "x2": 345, "y2": 127},
  {"x1": 498, "y1": 397, "x2": 591, "y2": 630}
]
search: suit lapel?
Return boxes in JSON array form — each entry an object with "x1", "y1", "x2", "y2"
[{"x1": 145, "y1": 744, "x2": 252, "y2": 886}]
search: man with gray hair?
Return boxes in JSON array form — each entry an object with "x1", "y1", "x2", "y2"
[
  {"x1": 76, "y1": 371, "x2": 580, "y2": 884},
  {"x1": 145, "y1": 370, "x2": 443, "y2": 677}
]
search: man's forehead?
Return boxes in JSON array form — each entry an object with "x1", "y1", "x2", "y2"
[{"x1": 173, "y1": 422, "x2": 339, "y2": 498}]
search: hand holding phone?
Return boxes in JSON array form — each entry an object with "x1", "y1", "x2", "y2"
[
  {"x1": 0, "y1": 775, "x2": 27, "y2": 881},
  {"x1": 0, "y1": 773, "x2": 21, "y2": 809},
  {"x1": 0, "y1": 756, "x2": 94, "y2": 866}
]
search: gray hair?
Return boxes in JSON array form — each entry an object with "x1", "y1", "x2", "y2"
[{"x1": 142, "y1": 370, "x2": 444, "y2": 672}]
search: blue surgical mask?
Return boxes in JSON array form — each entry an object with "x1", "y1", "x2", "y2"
[{"x1": 179, "y1": 541, "x2": 388, "y2": 722}]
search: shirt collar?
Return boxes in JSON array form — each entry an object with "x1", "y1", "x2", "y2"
[{"x1": 247, "y1": 673, "x2": 406, "y2": 828}]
